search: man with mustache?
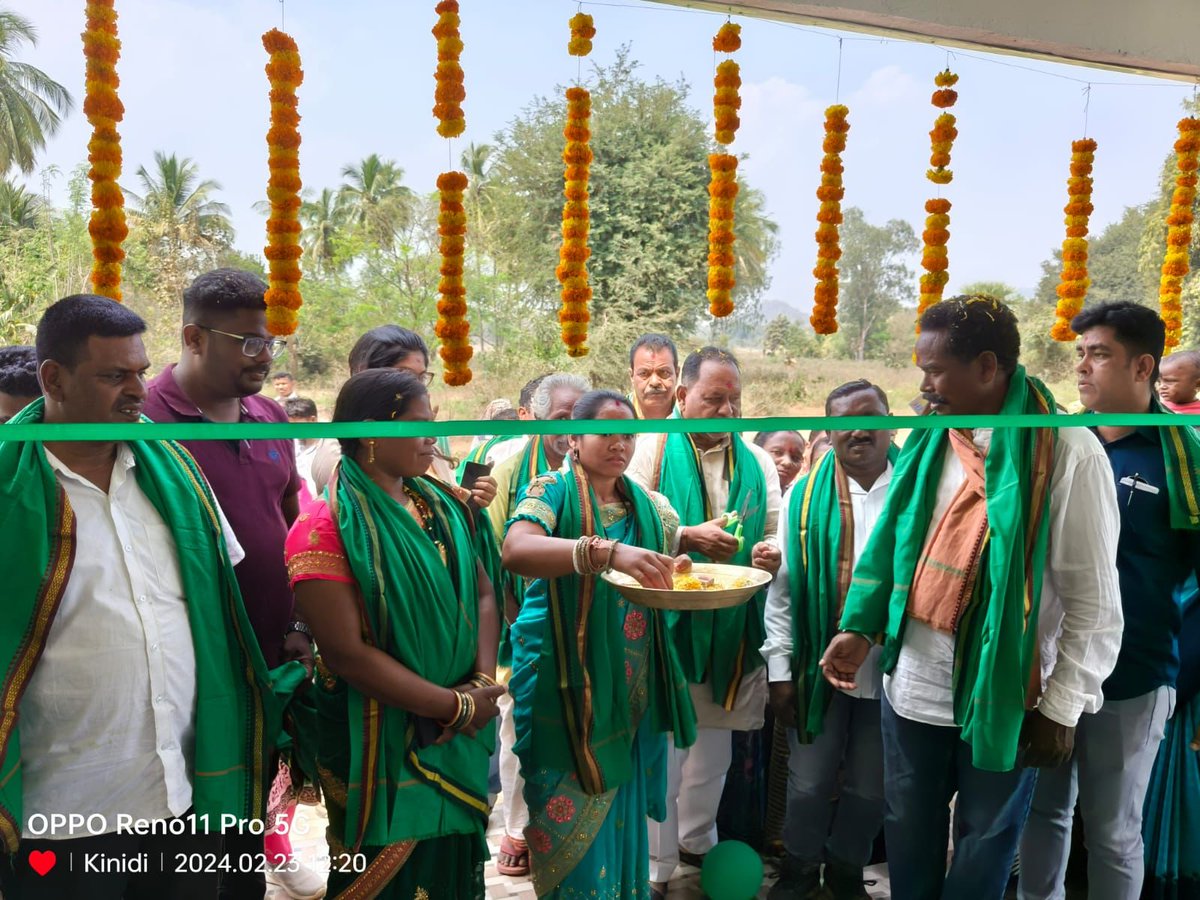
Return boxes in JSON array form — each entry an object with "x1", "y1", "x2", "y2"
[
  {"x1": 485, "y1": 372, "x2": 589, "y2": 878},
  {"x1": 628, "y1": 346, "x2": 782, "y2": 894},
  {"x1": 629, "y1": 333, "x2": 679, "y2": 420},
  {"x1": 762, "y1": 380, "x2": 895, "y2": 900},
  {"x1": 143, "y1": 268, "x2": 318, "y2": 900},
  {"x1": 1, "y1": 296, "x2": 279, "y2": 899},
  {"x1": 820, "y1": 296, "x2": 1124, "y2": 898},
  {"x1": 1019, "y1": 302, "x2": 1200, "y2": 900}
]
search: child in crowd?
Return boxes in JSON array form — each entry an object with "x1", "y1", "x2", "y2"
[{"x1": 1159, "y1": 350, "x2": 1200, "y2": 414}]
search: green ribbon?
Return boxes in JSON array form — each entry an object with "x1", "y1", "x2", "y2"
[{"x1": 1, "y1": 413, "x2": 1189, "y2": 442}]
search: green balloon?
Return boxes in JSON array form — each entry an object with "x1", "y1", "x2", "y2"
[{"x1": 700, "y1": 840, "x2": 764, "y2": 900}]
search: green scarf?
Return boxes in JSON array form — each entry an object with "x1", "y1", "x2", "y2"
[
  {"x1": 332, "y1": 458, "x2": 493, "y2": 850},
  {"x1": 654, "y1": 431, "x2": 768, "y2": 708},
  {"x1": 455, "y1": 434, "x2": 508, "y2": 481},
  {"x1": 787, "y1": 445, "x2": 898, "y2": 743},
  {"x1": 501, "y1": 436, "x2": 550, "y2": 614},
  {"x1": 529, "y1": 466, "x2": 697, "y2": 794},
  {"x1": 0, "y1": 399, "x2": 290, "y2": 852},
  {"x1": 840, "y1": 366, "x2": 1057, "y2": 772}
]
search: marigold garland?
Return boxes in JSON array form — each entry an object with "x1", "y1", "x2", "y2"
[
  {"x1": 1159, "y1": 117, "x2": 1200, "y2": 352},
  {"x1": 926, "y1": 70, "x2": 958, "y2": 185},
  {"x1": 1050, "y1": 139, "x2": 1098, "y2": 342},
  {"x1": 82, "y1": 0, "x2": 127, "y2": 301},
  {"x1": 713, "y1": 22, "x2": 741, "y2": 53},
  {"x1": 568, "y1": 12, "x2": 595, "y2": 56},
  {"x1": 557, "y1": 85, "x2": 593, "y2": 356},
  {"x1": 712, "y1": 23, "x2": 741, "y2": 147},
  {"x1": 811, "y1": 105, "x2": 849, "y2": 335},
  {"x1": 707, "y1": 153, "x2": 738, "y2": 318},
  {"x1": 432, "y1": 0, "x2": 465, "y2": 138},
  {"x1": 436, "y1": 171, "x2": 473, "y2": 384},
  {"x1": 261, "y1": 29, "x2": 304, "y2": 336}
]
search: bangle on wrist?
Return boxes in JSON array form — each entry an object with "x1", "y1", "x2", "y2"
[
  {"x1": 603, "y1": 540, "x2": 619, "y2": 573},
  {"x1": 470, "y1": 671, "x2": 498, "y2": 689},
  {"x1": 438, "y1": 690, "x2": 464, "y2": 729}
]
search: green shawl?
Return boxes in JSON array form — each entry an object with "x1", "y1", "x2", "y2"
[
  {"x1": 787, "y1": 445, "x2": 899, "y2": 743},
  {"x1": 840, "y1": 366, "x2": 1057, "y2": 772},
  {"x1": 529, "y1": 466, "x2": 697, "y2": 794},
  {"x1": 654, "y1": 431, "x2": 768, "y2": 708},
  {"x1": 332, "y1": 458, "x2": 494, "y2": 850},
  {"x1": 499, "y1": 436, "x2": 550, "y2": 616},
  {"x1": 0, "y1": 399, "x2": 290, "y2": 852},
  {"x1": 454, "y1": 434, "x2": 508, "y2": 481}
]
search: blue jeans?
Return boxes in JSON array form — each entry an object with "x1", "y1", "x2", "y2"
[
  {"x1": 881, "y1": 696, "x2": 1036, "y2": 900},
  {"x1": 784, "y1": 693, "x2": 884, "y2": 867}
]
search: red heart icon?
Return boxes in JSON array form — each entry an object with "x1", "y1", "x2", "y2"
[{"x1": 28, "y1": 849, "x2": 56, "y2": 876}]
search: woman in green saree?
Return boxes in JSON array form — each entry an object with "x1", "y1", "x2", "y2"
[
  {"x1": 502, "y1": 390, "x2": 698, "y2": 899},
  {"x1": 285, "y1": 368, "x2": 505, "y2": 899}
]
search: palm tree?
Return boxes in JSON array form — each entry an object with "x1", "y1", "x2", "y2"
[
  {"x1": 0, "y1": 179, "x2": 41, "y2": 229},
  {"x1": 0, "y1": 10, "x2": 72, "y2": 175},
  {"x1": 299, "y1": 187, "x2": 348, "y2": 274},
  {"x1": 733, "y1": 186, "x2": 780, "y2": 290},
  {"x1": 338, "y1": 154, "x2": 414, "y2": 251},
  {"x1": 125, "y1": 151, "x2": 233, "y2": 300}
]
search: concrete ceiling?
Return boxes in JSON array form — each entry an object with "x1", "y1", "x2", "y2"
[{"x1": 647, "y1": 0, "x2": 1200, "y2": 81}]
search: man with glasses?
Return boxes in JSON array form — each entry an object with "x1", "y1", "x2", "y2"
[{"x1": 143, "y1": 268, "x2": 319, "y2": 900}]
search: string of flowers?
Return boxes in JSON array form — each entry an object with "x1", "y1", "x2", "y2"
[
  {"x1": 435, "y1": 171, "x2": 472, "y2": 384},
  {"x1": 432, "y1": 0, "x2": 465, "y2": 138},
  {"x1": 557, "y1": 84, "x2": 593, "y2": 357},
  {"x1": 707, "y1": 22, "x2": 742, "y2": 319},
  {"x1": 431, "y1": 2, "x2": 471, "y2": 383},
  {"x1": 811, "y1": 105, "x2": 849, "y2": 334},
  {"x1": 1050, "y1": 139, "x2": 1098, "y2": 341},
  {"x1": 916, "y1": 69, "x2": 959, "y2": 326},
  {"x1": 568, "y1": 11, "x2": 595, "y2": 56},
  {"x1": 262, "y1": 29, "x2": 304, "y2": 336},
  {"x1": 82, "y1": 0, "x2": 127, "y2": 301},
  {"x1": 1160, "y1": 117, "x2": 1200, "y2": 352}
]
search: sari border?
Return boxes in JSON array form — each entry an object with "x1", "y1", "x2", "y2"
[
  {"x1": 331, "y1": 838, "x2": 417, "y2": 900},
  {"x1": 0, "y1": 482, "x2": 75, "y2": 852}
]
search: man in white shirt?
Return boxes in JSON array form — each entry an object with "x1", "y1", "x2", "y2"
[
  {"x1": 627, "y1": 346, "x2": 782, "y2": 894},
  {"x1": 285, "y1": 396, "x2": 320, "y2": 499},
  {"x1": 762, "y1": 381, "x2": 894, "y2": 900},
  {"x1": 820, "y1": 296, "x2": 1123, "y2": 898},
  {"x1": 0, "y1": 295, "x2": 276, "y2": 900}
]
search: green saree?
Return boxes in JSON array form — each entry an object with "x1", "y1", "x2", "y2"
[{"x1": 286, "y1": 458, "x2": 495, "y2": 899}]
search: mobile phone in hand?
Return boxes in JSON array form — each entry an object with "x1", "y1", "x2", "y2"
[{"x1": 460, "y1": 461, "x2": 492, "y2": 510}]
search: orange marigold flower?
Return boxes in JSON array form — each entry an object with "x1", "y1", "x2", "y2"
[{"x1": 713, "y1": 22, "x2": 742, "y2": 53}]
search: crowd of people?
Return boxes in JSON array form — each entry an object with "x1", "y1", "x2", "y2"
[{"x1": 1, "y1": 268, "x2": 1199, "y2": 900}]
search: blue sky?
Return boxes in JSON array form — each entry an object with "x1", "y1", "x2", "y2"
[{"x1": 18, "y1": 0, "x2": 1197, "y2": 312}]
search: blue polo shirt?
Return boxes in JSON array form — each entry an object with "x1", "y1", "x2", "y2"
[{"x1": 1095, "y1": 425, "x2": 1200, "y2": 701}]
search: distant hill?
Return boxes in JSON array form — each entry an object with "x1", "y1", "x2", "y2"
[{"x1": 760, "y1": 299, "x2": 808, "y2": 322}]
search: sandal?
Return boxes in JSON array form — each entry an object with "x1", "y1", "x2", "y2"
[{"x1": 497, "y1": 834, "x2": 530, "y2": 877}]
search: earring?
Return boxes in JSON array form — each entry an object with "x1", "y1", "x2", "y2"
[
  {"x1": 367, "y1": 440, "x2": 376, "y2": 464},
  {"x1": 571, "y1": 447, "x2": 580, "y2": 463}
]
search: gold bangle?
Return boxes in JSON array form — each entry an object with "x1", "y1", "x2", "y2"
[
  {"x1": 455, "y1": 692, "x2": 476, "y2": 731},
  {"x1": 438, "y1": 690, "x2": 463, "y2": 729},
  {"x1": 471, "y1": 672, "x2": 498, "y2": 689}
]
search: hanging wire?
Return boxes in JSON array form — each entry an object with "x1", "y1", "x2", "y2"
[
  {"x1": 835, "y1": 37, "x2": 843, "y2": 102},
  {"x1": 1083, "y1": 83, "x2": 1092, "y2": 137},
  {"x1": 279, "y1": 0, "x2": 285, "y2": 31}
]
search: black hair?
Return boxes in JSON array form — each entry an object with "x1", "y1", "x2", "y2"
[
  {"x1": 629, "y1": 333, "x2": 679, "y2": 370},
  {"x1": 824, "y1": 379, "x2": 890, "y2": 415},
  {"x1": 1070, "y1": 301, "x2": 1166, "y2": 382},
  {"x1": 285, "y1": 397, "x2": 318, "y2": 419},
  {"x1": 332, "y1": 368, "x2": 428, "y2": 458},
  {"x1": 519, "y1": 374, "x2": 550, "y2": 410},
  {"x1": 753, "y1": 430, "x2": 804, "y2": 449},
  {"x1": 35, "y1": 294, "x2": 147, "y2": 369},
  {"x1": 571, "y1": 389, "x2": 634, "y2": 420},
  {"x1": 347, "y1": 325, "x2": 429, "y2": 375},
  {"x1": 680, "y1": 346, "x2": 740, "y2": 387},
  {"x1": 182, "y1": 268, "x2": 267, "y2": 323},
  {"x1": 0, "y1": 345, "x2": 38, "y2": 398},
  {"x1": 918, "y1": 294, "x2": 1021, "y2": 374},
  {"x1": 492, "y1": 407, "x2": 519, "y2": 421},
  {"x1": 274, "y1": 371, "x2": 295, "y2": 381}
]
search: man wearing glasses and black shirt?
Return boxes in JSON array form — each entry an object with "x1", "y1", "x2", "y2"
[{"x1": 143, "y1": 267, "x2": 317, "y2": 900}]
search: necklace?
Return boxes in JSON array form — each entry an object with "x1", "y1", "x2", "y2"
[{"x1": 402, "y1": 484, "x2": 448, "y2": 565}]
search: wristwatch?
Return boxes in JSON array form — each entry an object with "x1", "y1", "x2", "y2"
[{"x1": 286, "y1": 620, "x2": 314, "y2": 642}]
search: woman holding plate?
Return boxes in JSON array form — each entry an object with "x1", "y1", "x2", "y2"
[
  {"x1": 285, "y1": 368, "x2": 504, "y2": 899},
  {"x1": 502, "y1": 390, "x2": 698, "y2": 899}
]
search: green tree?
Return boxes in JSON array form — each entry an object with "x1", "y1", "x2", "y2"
[
  {"x1": 338, "y1": 154, "x2": 415, "y2": 251},
  {"x1": 1034, "y1": 205, "x2": 1151, "y2": 309},
  {"x1": 299, "y1": 187, "x2": 348, "y2": 275},
  {"x1": 762, "y1": 314, "x2": 792, "y2": 356},
  {"x1": 0, "y1": 178, "x2": 40, "y2": 228},
  {"x1": 124, "y1": 151, "x2": 234, "y2": 303},
  {"x1": 837, "y1": 208, "x2": 918, "y2": 361},
  {"x1": 0, "y1": 10, "x2": 73, "y2": 175},
  {"x1": 486, "y1": 48, "x2": 778, "y2": 344}
]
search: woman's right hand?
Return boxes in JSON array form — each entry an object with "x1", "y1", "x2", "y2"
[
  {"x1": 462, "y1": 683, "x2": 506, "y2": 736},
  {"x1": 611, "y1": 544, "x2": 674, "y2": 590}
]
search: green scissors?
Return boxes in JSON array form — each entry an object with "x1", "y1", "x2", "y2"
[{"x1": 726, "y1": 495, "x2": 760, "y2": 553}]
